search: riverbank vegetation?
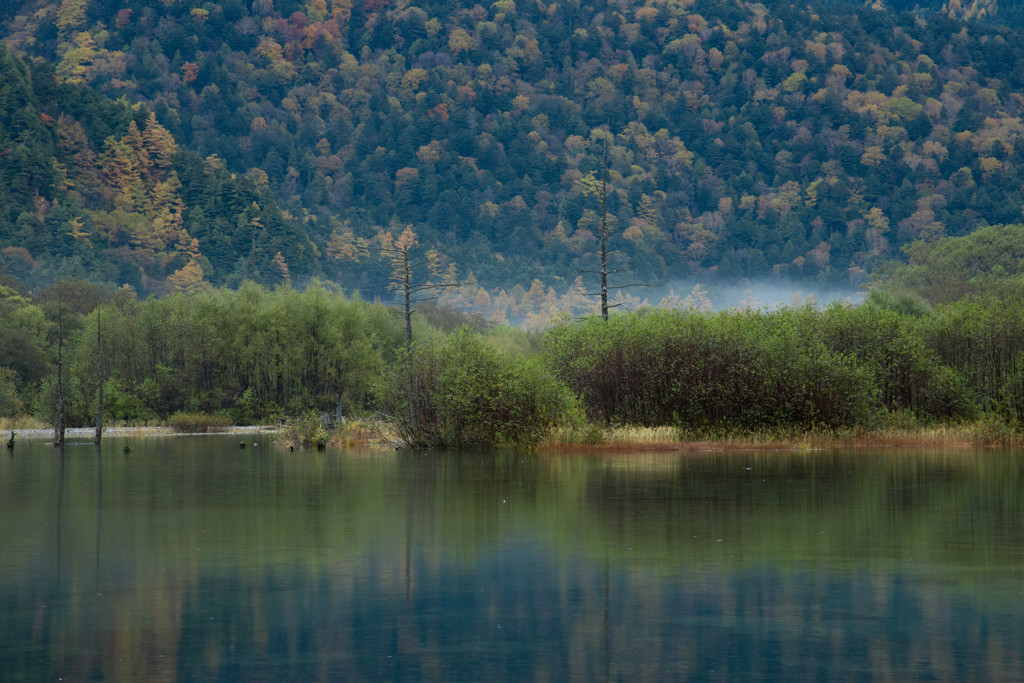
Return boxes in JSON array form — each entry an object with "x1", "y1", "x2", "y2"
[{"x1": 4, "y1": 259, "x2": 1024, "y2": 448}]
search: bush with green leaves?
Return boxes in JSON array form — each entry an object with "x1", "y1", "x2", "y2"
[
  {"x1": 543, "y1": 308, "x2": 880, "y2": 430},
  {"x1": 795, "y1": 304, "x2": 975, "y2": 421},
  {"x1": 99, "y1": 377, "x2": 153, "y2": 424},
  {"x1": 278, "y1": 410, "x2": 329, "y2": 449},
  {"x1": 381, "y1": 328, "x2": 581, "y2": 448},
  {"x1": 916, "y1": 296, "x2": 1024, "y2": 422}
]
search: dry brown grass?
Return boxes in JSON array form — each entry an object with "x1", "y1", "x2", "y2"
[
  {"x1": 540, "y1": 421, "x2": 1022, "y2": 452},
  {"x1": 329, "y1": 417, "x2": 400, "y2": 448}
]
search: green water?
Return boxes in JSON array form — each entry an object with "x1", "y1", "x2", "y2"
[{"x1": 2, "y1": 436, "x2": 1024, "y2": 681}]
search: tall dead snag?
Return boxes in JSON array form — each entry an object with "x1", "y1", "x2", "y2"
[
  {"x1": 54, "y1": 292, "x2": 65, "y2": 447},
  {"x1": 380, "y1": 226, "x2": 456, "y2": 352},
  {"x1": 95, "y1": 308, "x2": 104, "y2": 444},
  {"x1": 590, "y1": 154, "x2": 614, "y2": 320},
  {"x1": 379, "y1": 226, "x2": 457, "y2": 426},
  {"x1": 576, "y1": 142, "x2": 651, "y2": 320}
]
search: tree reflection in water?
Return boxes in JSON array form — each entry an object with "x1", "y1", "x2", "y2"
[{"x1": 1, "y1": 438, "x2": 1023, "y2": 680}]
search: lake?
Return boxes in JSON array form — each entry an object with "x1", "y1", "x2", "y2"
[{"x1": 2, "y1": 435, "x2": 1023, "y2": 681}]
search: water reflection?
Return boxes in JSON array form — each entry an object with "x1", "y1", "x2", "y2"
[{"x1": 2, "y1": 439, "x2": 1024, "y2": 680}]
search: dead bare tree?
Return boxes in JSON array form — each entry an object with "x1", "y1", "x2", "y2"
[
  {"x1": 379, "y1": 226, "x2": 457, "y2": 426},
  {"x1": 54, "y1": 292, "x2": 65, "y2": 447},
  {"x1": 380, "y1": 226, "x2": 457, "y2": 352},
  {"x1": 95, "y1": 308, "x2": 104, "y2": 444},
  {"x1": 577, "y1": 140, "x2": 655, "y2": 319}
]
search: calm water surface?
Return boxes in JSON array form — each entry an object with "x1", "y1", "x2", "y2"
[{"x1": 2, "y1": 436, "x2": 1024, "y2": 681}]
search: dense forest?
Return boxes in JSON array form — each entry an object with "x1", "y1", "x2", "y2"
[
  {"x1": 5, "y1": 0, "x2": 1024, "y2": 302},
  {"x1": 0, "y1": 45, "x2": 314, "y2": 294},
  {"x1": 886, "y1": 0, "x2": 1024, "y2": 27}
]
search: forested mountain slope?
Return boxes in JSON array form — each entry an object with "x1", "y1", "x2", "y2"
[
  {"x1": 0, "y1": 45, "x2": 315, "y2": 293},
  {"x1": 4, "y1": 0, "x2": 1024, "y2": 297}
]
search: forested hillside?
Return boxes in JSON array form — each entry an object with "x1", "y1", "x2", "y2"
[
  {"x1": 0, "y1": 45, "x2": 315, "y2": 294},
  {"x1": 4, "y1": 0, "x2": 1024, "y2": 299}
]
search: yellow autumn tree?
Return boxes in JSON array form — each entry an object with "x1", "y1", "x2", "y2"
[
  {"x1": 56, "y1": 0, "x2": 89, "y2": 33},
  {"x1": 272, "y1": 251, "x2": 292, "y2": 285},
  {"x1": 142, "y1": 112, "x2": 178, "y2": 170},
  {"x1": 167, "y1": 260, "x2": 209, "y2": 294},
  {"x1": 55, "y1": 31, "x2": 98, "y2": 84},
  {"x1": 448, "y1": 28, "x2": 473, "y2": 55}
]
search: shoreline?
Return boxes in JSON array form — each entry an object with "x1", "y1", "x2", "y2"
[
  {"x1": 5, "y1": 425, "x2": 281, "y2": 443},
  {"x1": 539, "y1": 439, "x2": 982, "y2": 453},
  {"x1": 539, "y1": 423, "x2": 1022, "y2": 452},
  {"x1": 4, "y1": 423, "x2": 1019, "y2": 451}
]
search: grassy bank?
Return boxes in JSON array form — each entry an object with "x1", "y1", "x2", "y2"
[
  {"x1": 0, "y1": 416, "x2": 51, "y2": 431},
  {"x1": 539, "y1": 420, "x2": 1022, "y2": 452},
  {"x1": 9, "y1": 410, "x2": 1020, "y2": 452},
  {"x1": 291, "y1": 415, "x2": 1024, "y2": 451}
]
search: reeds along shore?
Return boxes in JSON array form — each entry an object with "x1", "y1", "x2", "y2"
[{"x1": 539, "y1": 422, "x2": 1021, "y2": 452}]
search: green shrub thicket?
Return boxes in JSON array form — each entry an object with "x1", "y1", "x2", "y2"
[
  {"x1": 0, "y1": 281, "x2": 405, "y2": 425},
  {"x1": 542, "y1": 301, "x2": 1024, "y2": 430},
  {"x1": 918, "y1": 298, "x2": 1024, "y2": 423},
  {"x1": 380, "y1": 328, "x2": 581, "y2": 448},
  {"x1": 8, "y1": 278, "x2": 1024, "y2": 442},
  {"x1": 542, "y1": 308, "x2": 877, "y2": 429}
]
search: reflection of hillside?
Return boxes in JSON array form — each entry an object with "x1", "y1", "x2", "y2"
[{"x1": 2, "y1": 441, "x2": 1024, "y2": 680}]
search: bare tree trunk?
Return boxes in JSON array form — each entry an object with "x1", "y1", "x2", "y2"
[
  {"x1": 55, "y1": 295, "x2": 65, "y2": 447},
  {"x1": 404, "y1": 269, "x2": 413, "y2": 352},
  {"x1": 95, "y1": 309, "x2": 104, "y2": 445},
  {"x1": 600, "y1": 158, "x2": 609, "y2": 321},
  {"x1": 403, "y1": 252, "x2": 414, "y2": 429},
  {"x1": 579, "y1": 141, "x2": 650, "y2": 320},
  {"x1": 380, "y1": 227, "x2": 457, "y2": 441}
]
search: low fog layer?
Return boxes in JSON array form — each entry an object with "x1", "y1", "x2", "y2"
[
  {"x1": 605, "y1": 280, "x2": 869, "y2": 313},
  {"x1": 687, "y1": 281, "x2": 868, "y2": 311}
]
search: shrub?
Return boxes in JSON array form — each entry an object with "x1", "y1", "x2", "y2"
[
  {"x1": 277, "y1": 409, "x2": 329, "y2": 448},
  {"x1": 543, "y1": 309, "x2": 879, "y2": 430},
  {"x1": 102, "y1": 377, "x2": 154, "y2": 423},
  {"x1": 380, "y1": 328, "x2": 581, "y2": 448}
]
